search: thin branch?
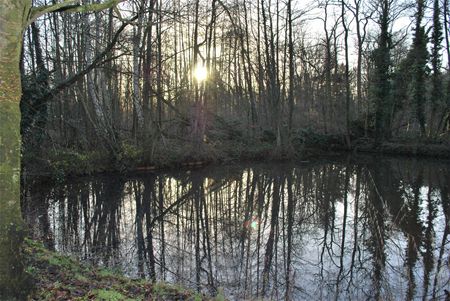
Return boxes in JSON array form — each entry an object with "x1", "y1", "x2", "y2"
[
  {"x1": 45, "y1": 14, "x2": 137, "y2": 98},
  {"x1": 28, "y1": 0, "x2": 125, "y2": 25}
]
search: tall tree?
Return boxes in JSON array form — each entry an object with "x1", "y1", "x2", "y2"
[
  {"x1": 341, "y1": 0, "x2": 352, "y2": 147},
  {"x1": 322, "y1": 2, "x2": 333, "y2": 134},
  {"x1": 0, "y1": 1, "x2": 124, "y2": 298},
  {"x1": 347, "y1": 0, "x2": 371, "y2": 118},
  {"x1": 372, "y1": 0, "x2": 393, "y2": 141},
  {"x1": 131, "y1": 0, "x2": 145, "y2": 138},
  {"x1": 287, "y1": 0, "x2": 295, "y2": 134},
  {"x1": 431, "y1": 0, "x2": 444, "y2": 136},
  {"x1": 444, "y1": 0, "x2": 450, "y2": 132},
  {"x1": 142, "y1": 0, "x2": 156, "y2": 131},
  {"x1": 412, "y1": 0, "x2": 428, "y2": 136}
]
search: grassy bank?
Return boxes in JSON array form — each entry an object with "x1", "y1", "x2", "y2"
[{"x1": 24, "y1": 239, "x2": 224, "y2": 301}]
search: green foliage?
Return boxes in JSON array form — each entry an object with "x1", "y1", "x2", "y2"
[
  {"x1": 115, "y1": 143, "x2": 143, "y2": 170},
  {"x1": 38, "y1": 149, "x2": 111, "y2": 181},
  {"x1": 49, "y1": 150, "x2": 95, "y2": 180}
]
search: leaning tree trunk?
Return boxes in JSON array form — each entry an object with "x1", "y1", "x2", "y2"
[{"x1": 0, "y1": 1, "x2": 31, "y2": 299}]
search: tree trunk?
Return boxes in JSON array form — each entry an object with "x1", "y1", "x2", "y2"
[
  {"x1": 413, "y1": 0, "x2": 428, "y2": 137},
  {"x1": 444, "y1": 0, "x2": 450, "y2": 132},
  {"x1": 323, "y1": 3, "x2": 332, "y2": 134},
  {"x1": 132, "y1": 2, "x2": 145, "y2": 138},
  {"x1": 0, "y1": 1, "x2": 31, "y2": 298},
  {"x1": 373, "y1": 0, "x2": 392, "y2": 142},
  {"x1": 341, "y1": 0, "x2": 351, "y2": 148},
  {"x1": 156, "y1": 0, "x2": 163, "y2": 130},
  {"x1": 287, "y1": 0, "x2": 295, "y2": 134},
  {"x1": 0, "y1": 1, "x2": 125, "y2": 297},
  {"x1": 142, "y1": 0, "x2": 156, "y2": 132},
  {"x1": 355, "y1": 2, "x2": 363, "y2": 115}
]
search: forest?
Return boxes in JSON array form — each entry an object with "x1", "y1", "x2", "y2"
[
  {"x1": 0, "y1": 0, "x2": 450, "y2": 300},
  {"x1": 16, "y1": 0, "x2": 450, "y2": 174}
]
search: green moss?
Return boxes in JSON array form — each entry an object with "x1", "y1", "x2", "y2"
[
  {"x1": 74, "y1": 273, "x2": 88, "y2": 282},
  {"x1": 23, "y1": 239, "x2": 222, "y2": 300},
  {"x1": 194, "y1": 294, "x2": 203, "y2": 301},
  {"x1": 94, "y1": 289, "x2": 127, "y2": 301},
  {"x1": 46, "y1": 254, "x2": 74, "y2": 268},
  {"x1": 97, "y1": 268, "x2": 123, "y2": 279},
  {"x1": 152, "y1": 282, "x2": 179, "y2": 297}
]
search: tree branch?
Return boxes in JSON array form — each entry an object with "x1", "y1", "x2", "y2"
[
  {"x1": 28, "y1": 0, "x2": 125, "y2": 25},
  {"x1": 44, "y1": 14, "x2": 137, "y2": 98}
]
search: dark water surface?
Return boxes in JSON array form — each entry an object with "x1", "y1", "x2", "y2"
[{"x1": 23, "y1": 156, "x2": 450, "y2": 300}]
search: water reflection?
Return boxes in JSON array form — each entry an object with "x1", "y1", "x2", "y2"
[{"x1": 22, "y1": 157, "x2": 450, "y2": 300}]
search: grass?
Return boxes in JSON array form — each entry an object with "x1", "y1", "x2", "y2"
[{"x1": 24, "y1": 239, "x2": 225, "y2": 301}]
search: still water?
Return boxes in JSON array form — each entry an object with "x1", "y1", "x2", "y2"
[{"x1": 23, "y1": 156, "x2": 450, "y2": 300}]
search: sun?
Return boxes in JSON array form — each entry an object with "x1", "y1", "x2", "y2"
[{"x1": 193, "y1": 63, "x2": 207, "y2": 82}]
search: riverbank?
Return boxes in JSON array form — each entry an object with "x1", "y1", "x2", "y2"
[
  {"x1": 24, "y1": 239, "x2": 223, "y2": 300},
  {"x1": 23, "y1": 133, "x2": 450, "y2": 181}
]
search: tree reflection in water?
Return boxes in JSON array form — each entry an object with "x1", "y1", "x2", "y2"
[{"x1": 22, "y1": 157, "x2": 450, "y2": 300}]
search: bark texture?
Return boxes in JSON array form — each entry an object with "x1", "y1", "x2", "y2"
[{"x1": 0, "y1": 1, "x2": 31, "y2": 298}]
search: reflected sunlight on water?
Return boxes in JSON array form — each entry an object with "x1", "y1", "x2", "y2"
[{"x1": 22, "y1": 156, "x2": 450, "y2": 300}]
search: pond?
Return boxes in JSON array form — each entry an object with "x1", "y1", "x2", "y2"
[{"x1": 22, "y1": 156, "x2": 450, "y2": 300}]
